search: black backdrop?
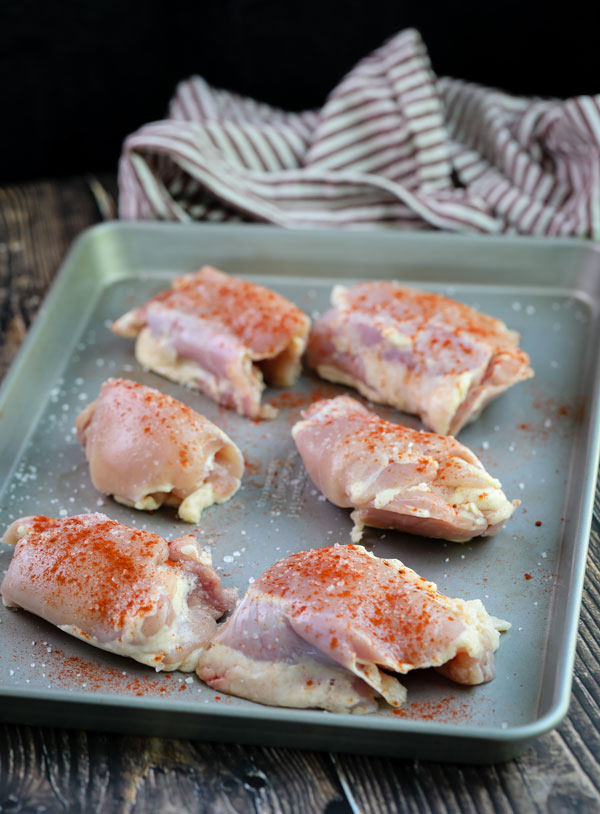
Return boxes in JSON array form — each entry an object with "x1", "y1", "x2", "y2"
[{"x1": 1, "y1": 1, "x2": 597, "y2": 183}]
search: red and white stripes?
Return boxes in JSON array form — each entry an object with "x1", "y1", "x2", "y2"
[{"x1": 118, "y1": 28, "x2": 600, "y2": 238}]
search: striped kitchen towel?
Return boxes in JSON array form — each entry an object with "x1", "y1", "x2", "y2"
[{"x1": 119, "y1": 28, "x2": 600, "y2": 237}]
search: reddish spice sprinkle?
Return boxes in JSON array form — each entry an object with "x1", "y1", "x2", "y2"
[
  {"x1": 13, "y1": 516, "x2": 171, "y2": 631},
  {"x1": 133, "y1": 266, "x2": 309, "y2": 356},
  {"x1": 391, "y1": 696, "x2": 470, "y2": 722},
  {"x1": 267, "y1": 392, "x2": 311, "y2": 409},
  {"x1": 524, "y1": 573, "x2": 532, "y2": 580},
  {"x1": 22, "y1": 645, "x2": 185, "y2": 696},
  {"x1": 267, "y1": 383, "x2": 345, "y2": 411},
  {"x1": 257, "y1": 545, "x2": 462, "y2": 666},
  {"x1": 242, "y1": 454, "x2": 262, "y2": 474},
  {"x1": 535, "y1": 521, "x2": 542, "y2": 527}
]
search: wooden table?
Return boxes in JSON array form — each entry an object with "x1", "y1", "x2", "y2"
[{"x1": 1, "y1": 175, "x2": 599, "y2": 813}]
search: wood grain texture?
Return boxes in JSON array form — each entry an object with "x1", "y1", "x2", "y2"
[
  {"x1": 0, "y1": 175, "x2": 116, "y2": 380},
  {"x1": 0, "y1": 175, "x2": 599, "y2": 813}
]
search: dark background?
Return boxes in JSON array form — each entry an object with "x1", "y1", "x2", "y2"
[{"x1": 0, "y1": 0, "x2": 597, "y2": 183}]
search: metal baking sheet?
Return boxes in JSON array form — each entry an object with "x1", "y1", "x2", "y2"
[{"x1": 1, "y1": 222, "x2": 599, "y2": 763}]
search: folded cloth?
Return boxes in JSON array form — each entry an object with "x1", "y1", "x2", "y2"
[{"x1": 119, "y1": 29, "x2": 600, "y2": 238}]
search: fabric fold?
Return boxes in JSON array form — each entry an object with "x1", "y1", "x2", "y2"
[{"x1": 119, "y1": 28, "x2": 600, "y2": 238}]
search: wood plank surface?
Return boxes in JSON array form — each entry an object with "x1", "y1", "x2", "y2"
[{"x1": 0, "y1": 175, "x2": 599, "y2": 813}]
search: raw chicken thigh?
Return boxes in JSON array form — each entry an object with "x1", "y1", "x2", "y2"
[
  {"x1": 1, "y1": 513, "x2": 236, "y2": 671},
  {"x1": 112, "y1": 266, "x2": 311, "y2": 419},
  {"x1": 308, "y1": 282, "x2": 533, "y2": 435},
  {"x1": 76, "y1": 378, "x2": 243, "y2": 523},
  {"x1": 197, "y1": 544, "x2": 509, "y2": 713},
  {"x1": 292, "y1": 396, "x2": 517, "y2": 543}
]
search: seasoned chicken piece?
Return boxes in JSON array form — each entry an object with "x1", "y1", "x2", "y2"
[
  {"x1": 308, "y1": 282, "x2": 533, "y2": 435},
  {"x1": 1, "y1": 513, "x2": 236, "y2": 671},
  {"x1": 112, "y1": 266, "x2": 311, "y2": 419},
  {"x1": 197, "y1": 544, "x2": 509, "y2": 713},
  {"x1": 292, "y1": 396, "x2": 517, "y2": 543},
  {"x1": 76, "y1": 379, "x2": 243, "y2": 523}
]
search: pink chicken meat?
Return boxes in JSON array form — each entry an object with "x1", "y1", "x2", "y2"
[
  {"x1": 1, "y1": 513, "x2": 236, "y2": 671},
  {"x1": 308, "y1": 282, "x2": 533, "y2": 435},
  {"x1": 197, "y1": 544, "x2": 509, "y2": 713},
  {"x1": 76, "y1": 378, "x2": 243, "y2": 523},
  {"x1": 112, "y1": 266, "x2": 311, "y2": 419},
  {"x1": 292, "y1": 396, "x2": 517, "y2": 543}
]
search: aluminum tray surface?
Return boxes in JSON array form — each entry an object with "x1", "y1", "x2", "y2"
[{"x1": 1, "y1": 223, "x2": 599, "y2": 763}]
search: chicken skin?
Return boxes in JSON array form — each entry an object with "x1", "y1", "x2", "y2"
[
  {"x1": 112, "y1": 266, "x2": 311, "y2": 419},
  {"x1": 76, "y1": 378, "x2": 243, "y2": 523},
  {"x1": 292, "y1": 396, "x2": 517, "y2": 543},
  {"x1": 1, "y1": 513, "x2": 236, "y2": 671},
  {"x1": 308, "y1": 282, "x2": 533, "y2": 435},
  {"x1": 197, "y1": 544, "x2": 509, "y2": 713}
]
